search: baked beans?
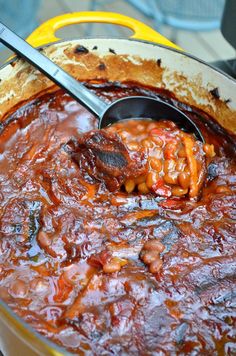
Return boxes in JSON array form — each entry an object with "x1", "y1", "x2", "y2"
[{"x1": 108, "y1": 120, "x2": 214, "y2": 198}]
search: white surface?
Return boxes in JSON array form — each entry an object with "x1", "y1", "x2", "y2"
[{"x1": 0, "y1": 0, "x2": 235, "y2": 65}]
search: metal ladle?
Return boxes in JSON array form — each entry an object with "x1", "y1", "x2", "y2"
[{"x1": 0, "y1": 22, "x2": 204, "y2": 142}]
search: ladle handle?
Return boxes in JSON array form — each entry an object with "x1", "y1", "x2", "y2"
[{"x1": 0, "y1": 22, "x2": 107, "y2": 118}]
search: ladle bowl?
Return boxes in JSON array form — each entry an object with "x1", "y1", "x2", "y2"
[{"x1": 0, "y1": 22, "x2": 204, "y2": 142}]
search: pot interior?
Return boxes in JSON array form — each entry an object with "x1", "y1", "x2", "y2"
[
  {"x1": 0, "y1": 39, "x2": 235, "y2": 134},
  {"x1": 0, "y1": 38, "x2": 235, "y2": 356}
]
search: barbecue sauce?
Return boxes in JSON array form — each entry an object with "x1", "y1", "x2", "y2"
[{"x1": 0, "y1": 82, "x2": 235, "y2": 355}]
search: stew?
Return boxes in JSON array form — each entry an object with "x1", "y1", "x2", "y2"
[
  {"x1": 0, "y1": 82, "x2": 235, "y2": 355},
  {"x1": 73, "y1": 120, "x2": 214, "y2": 198}
]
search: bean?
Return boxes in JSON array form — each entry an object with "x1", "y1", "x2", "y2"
[
  {"x1": 152, "y1": 123, "x2": 167, "y2": 130},
  {"x1": 146, "y1": 171, "x2": 159, "y2": 189},
  {"x1": 138, "y1": 182, "x2": 149, "y2": 194},
  {"x1": 178, "y1": 147, "x2": 187, "y2": 158},
  {"x1": 63, "y1": 264, "x2": 80, "y2": 285},
  {"x1": 151, "y1": 135, "x2": 163, "y2": 147},
  {"x1": 125, "y1": 179, "x2": 135, "y2": 193},
  {"x1": 136, "y1": 123, "x2": 145, "y2": 132},
  {"x1": 143, "y1": 240, "x2": 165, "y2": 252},
  {"x1": 117, "y1": 258, "x2": 128, "y2": 267},
  {"x1": 103, "y1": 259, "x2": 121, "y2": 273},
  {"x1": 149, "y1": 258, "x2": 163, "y2": 273},
  {"x1": 164, "y1": 142, "x2": 177, "y2": 159},
  {"x1": 149, "y1": 158, "x2": 162, "y2": 172},
  {"x1": 165, "y1": 120, "x2": 177, "y2": 129},
  {"x1": 215, "y1": 185, "x2": 231, "y2": 193},
  {"x1": 163, "y1": 171, "x2": 179, "y2": 185},
  {"x1": 135, "y1": 174, "x2": 147, "y2": 184},
  {"x1": 9, "y1": 279, "x2": 28, "y2": 298},
  {"x1": 146, "y1": 121, "x2": 157, "y2": 132},
  {"x1": 172, "y1": 186, "x2": 188, "y2": 196},
  {"x1": 142, "y1": 139, "x2": 154, "y2": 149},
  {"x1": 118, "y1": 131, "x2": 129, "y2": 140},
  {"x1": 164, "y1": 159, "x2": 176, "y2": 173},
  {"x1": 176, "y1": 158, "x2": 186, "y2": 172},
  {"x1": 184, "y1": 167, "x2": 190, "y2": 175},
  {"x1": 141, "y1": 250, "x2": 160, "y2": 264},
  {"x1": 106, "y1": 126, "x2": 116, "y2": 133},
  {"x1": 127, "y1": 142, "x2": 139, "y2": 151},
  {"x1": 178, "y1": 172, "x2": 190, "y2": 189},
  {"x1": 147, "y1": 122, "x2": 158, "y2": 131},
  {"x1": 115, "y1": 122, "x2": 123, "y2": 129},
  {"x1": 31, "y1": 279, "x2": 49, "y2": 294},
  {"x1": 203, "y1": 144, "x2": 216, "y2": 158},
  {"x1": 37, "y1": 230, "x2": 50, "y2": 248},
  {"x1": 152, "y1": 148, "x2": 162, "y2": 159}
]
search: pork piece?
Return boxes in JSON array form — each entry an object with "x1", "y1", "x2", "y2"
[{"x1": 68, "y1": 130, "x2": 147, "y2": 191}]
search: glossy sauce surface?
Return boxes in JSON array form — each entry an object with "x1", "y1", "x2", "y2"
[{"x1": 0, "y1": 83, "x2": 235, "y2": 355}]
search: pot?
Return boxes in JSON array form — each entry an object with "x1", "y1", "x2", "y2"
[{"x1": 0, "y1": 11, "x2": 235, "y2": 356}]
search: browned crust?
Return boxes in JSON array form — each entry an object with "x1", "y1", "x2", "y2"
[{"x1": 0, "y1": 42, "x2": 235, "y2": 134}]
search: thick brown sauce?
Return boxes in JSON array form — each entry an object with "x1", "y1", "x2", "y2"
[{"x1": 0, "y1": 83, "x2": 235, "y2": 355}]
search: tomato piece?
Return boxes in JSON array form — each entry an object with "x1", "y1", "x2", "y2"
[
  {"x1": 150, "y1": 128, "x2": 167, "y2": 142},
  {"x1": 150, "y1": 128, "x2": 177, "y2": 143},
  {"x1": 151, "y1": 178, "x2": 172, "y2": 197},
  {"x1": 159, "y1": 199, "x2": 183, "y2": 210},
  {"x1": 88, "y1": 250, "x2": 111, "y2": 268},
  {"x1": 153, "y1": 186, "x2": 172, "y2": 197},
  {"x1": 152, "y1": 177, "x2": 164, "y2": 189}
]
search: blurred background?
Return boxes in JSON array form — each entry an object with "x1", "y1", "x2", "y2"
[{"x1": 0, "y1": 0, "x2": 235, "y2": 76}]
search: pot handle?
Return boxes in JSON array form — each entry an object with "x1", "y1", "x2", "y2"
[{"x1": 26, "y1": 11, "x2": 182, "y2": 50}]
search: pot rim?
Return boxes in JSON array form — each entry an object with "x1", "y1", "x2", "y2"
[
  {"x1": 0, "y1": 37, "x2": 235, "y2": 85},
  {"x1": 0, "y1": 298, "x2": 71, "y2": 355}
]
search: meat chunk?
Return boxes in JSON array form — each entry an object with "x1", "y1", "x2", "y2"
[{"x1": 68, "y1": 130, "x2": 147, "y2": 191}]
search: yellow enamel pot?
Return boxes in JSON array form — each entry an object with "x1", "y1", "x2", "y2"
[{"x1": 0, "y1": 11, "x2": 235, "y2": 356}]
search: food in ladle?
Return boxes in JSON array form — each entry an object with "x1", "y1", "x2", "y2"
[
  {"x1": 71, "y1": 119, "x2": 215, "y2": 198},
  {"x1": 67, "y1": 129, "x2": 147, "y2": 192}
]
